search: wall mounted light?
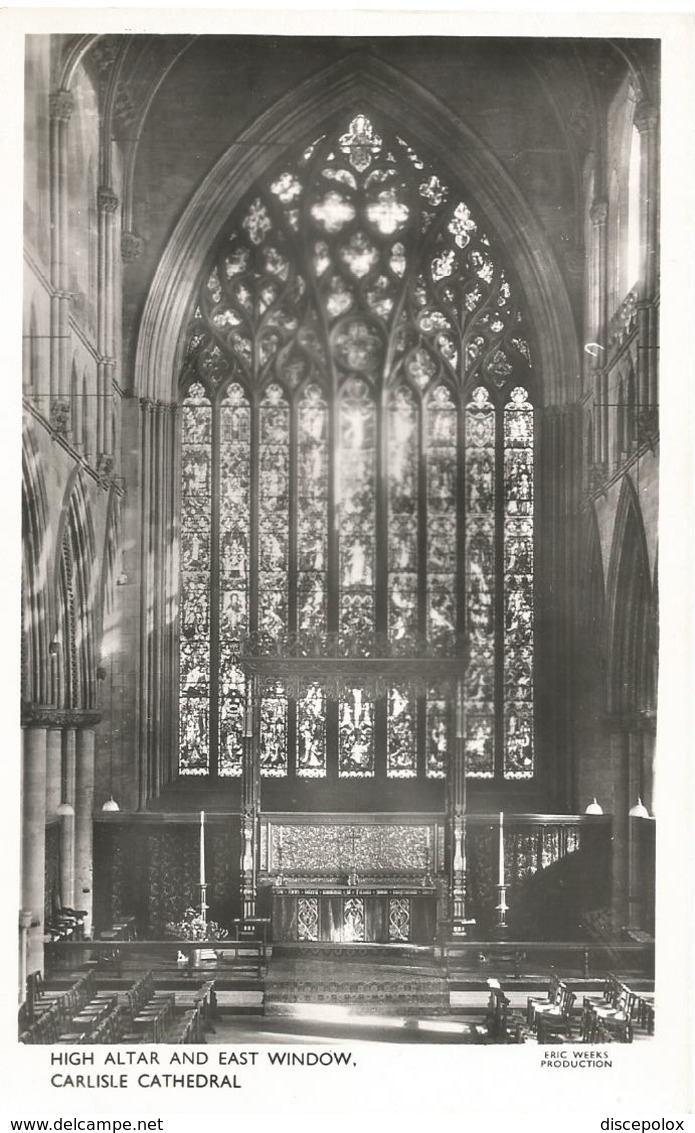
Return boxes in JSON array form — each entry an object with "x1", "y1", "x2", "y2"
[{"x1": 628, "y1": 798, "x2": 650, "y2": 818}]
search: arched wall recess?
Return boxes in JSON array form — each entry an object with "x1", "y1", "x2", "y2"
[
  {"x1": 21, "y1": 424, "x2": 52, "y2": 705},
  {"x1": 605, "y1": 474, "x2": 652, "y2": 715},
  {"x1": 135, "y1": 55, "x2": 579, "y2": 405}
]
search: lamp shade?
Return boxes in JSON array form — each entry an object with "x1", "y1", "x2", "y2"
[
  {"x1": 585, "y1": 798, "x2": 604, "y2": 815},
  {"x1": 102, "y1": 796, "x2": 120, "y2": 812},
  {"x1": 56, "y1": 802, "x2": 74, "y2": 817},
  {"x1": 629, "y1": 798, "x2": 650, "y2": 818}
]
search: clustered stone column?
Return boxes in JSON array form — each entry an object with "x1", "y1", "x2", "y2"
[
  {"x1": 634, "y1": 100, "x2": 660, "y2": 421},
  {"x1": 137, "y1": 399, "x2": 179, "y2": 805},
  {"x1": 20, "y1": 707, "x2": 100, "y2": 989},
  {"x1": 21, "y1": 722, "x2": 48, "y2": 980},
  {"x1": 96, "y1": 185, "x2": 119, "y2": 472},
  {"x1": 589, "y1": 198, "x2": 610, "y2": 475},
  {"x1": 240, "y1": 678, "x2": 261, "y2": 921},
  {"x1": 48, "y1": 89, "x2": 74, "y2": 432},
  {"x1": 449, "y1": 681, "x2": 471, "y2": 937}
]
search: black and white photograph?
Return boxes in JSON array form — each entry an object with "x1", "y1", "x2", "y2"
[{"x1": 7, "y1": 8, "x2": 693, "y2": 1120}]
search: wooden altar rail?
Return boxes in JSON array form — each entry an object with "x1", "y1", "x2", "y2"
[
  {"x1": 442, "y1": 940, "x2": 654, "y2": 980},
  {"x1": 45, "y1": 939, "x2": 266, "y2": 977}
]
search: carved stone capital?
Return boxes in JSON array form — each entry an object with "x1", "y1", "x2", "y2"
[
  {"x1": 21, "y1": 704, "x2": 102, "y2": 728},
  {"x1": 590, "y1": 199, "x2": 609, "y2": 226},
  {"x1": 633, "y1": 101, "x2": 658, "y2": 134},
  {"x1": 97, "y1": 186, "x2": 119, "y2": 214},
  {"x1": 588, "y1": 462, "x2": 609, "y2": 492},
  {"x1": 49, "y1": 89, "x2": 74, "y2": 122},
  {"x1": 96, "y1": 453, "x2": 115, "y2": 481},
  {"x1": 121, "y1": 231, "x2": 144, "y2": 264},
  {"x1": 636, "y1": 406, "x2": 659, "y2": 450},
  {"x1": 50, "y1": 398, "x2": 71, "y2": 434}
]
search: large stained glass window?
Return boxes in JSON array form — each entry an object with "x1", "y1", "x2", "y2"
[{"x1": 179, "y1": 112, "x2": 534, "y2": 781}]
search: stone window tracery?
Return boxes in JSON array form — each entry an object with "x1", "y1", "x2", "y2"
[{"x1": 178, "y1": 112, "x2": 535, "y2": 781}]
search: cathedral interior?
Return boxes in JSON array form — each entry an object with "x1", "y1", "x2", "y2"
[{"x1": 20, "y1": 33, "x2": 660, "y2": 1043}]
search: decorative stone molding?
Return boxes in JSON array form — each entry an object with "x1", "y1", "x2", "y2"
[
  {"x1": 135, "y1": 54, "x2": 579, "y2": 406},
  {"x1": 49, "y1": 89, "x2": 74, "y2": 122},
  {"x1": 21, "y1": 704, "x2": 102, "y2": 728},
  {"x1": 97, "y1": 186, "x2": 119, "y2": 214},
  {"x1": 96, "y1": 453, "x2": 115, "y2": 481},
  {"x1": 588, "y1": 462, "x2": 609, "y2": 492},
  {"x1": 121, "y1": 231, "x2": 144, "y2": 264},
  {"x1": 50, "y1": 398, "x2": 71, "y2": 434},
  {"x1": 633, "y1": 101, "x2": 658, "y2": 134},
  {"x1": 590, "y1": 199, "x2": 609, "y2": 226},
  {"x1": 139, "y1": 396, "x2": 176, "y2": 413},
  {"x1": 608, "y1": 287, "x2": 639, "y2": 351},
  {"x1": 636, "y1": 407, "x2": 659, "y2": 450}
]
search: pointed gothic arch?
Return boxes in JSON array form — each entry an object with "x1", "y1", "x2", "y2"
[
  {"x1": 51, "y1": 471, "x2": 100, "y2": 710},
  {"x1": 21, "y1": 425, "x2": 52, "y2": 705},
  {"x1": 135, "y1": 54, "x2": 578, "y2": 406},
  {"x1": 607, "y1": 476, "x2": 652, "y2": 715}
]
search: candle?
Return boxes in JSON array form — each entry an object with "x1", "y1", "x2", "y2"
[
  {"x1": 200, "y1": 810, "x2": 206, "y2": 887},
  {"x1": 498, "y1": 811, "x2": 505, "y2": 887}
]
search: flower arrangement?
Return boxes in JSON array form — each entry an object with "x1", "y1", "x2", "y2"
[{"x1": 165, "y1": 907, "x2": 229, "y2": 942}]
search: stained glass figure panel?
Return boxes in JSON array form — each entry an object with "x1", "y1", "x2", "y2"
[
  {"x1": 388, "y1": 386, "x2": 419, "y2": 648},
  {"x1": 465, "y1": 387, "x2": 495, "y2": 777},
  {"x1": 260, "y1": 686, "x2": 288, "y2": 777},
  {"x1": 426, "y1": 690, "x2": 447, "y2": 778},
  {"x1": 504, "y1": 387, "x2": 534, "y2": 778},
  {"x1": 259, "y1": 385, "x2": 289, "y2": 641},
  {"x1": 339, "y1": 688, "x2": 374, "y2": 777},
  {"x1": 297, "y1": 684, "x2": 327, "y2": 777},
  {"x1": 387, "y1": 684, "x2": 417, "y2": 778},
  {"x1": 298, "y1": 385, "x2": 328, "y2": 636},
  {"x1": 219, "y1": 384, "x2": 250, "y2": 777},
  {"x1": 179, "y1": 383, "x2": 211, "y2": 775},
  {"x1": 339, "y1": 379, "x2": 376, "y2": 653},
  {"x1": 426, "y1": 385, "x2": 457, "y2": 653}
]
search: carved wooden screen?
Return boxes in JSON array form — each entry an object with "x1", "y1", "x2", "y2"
[{"x1": 178, "y1": 112, "x2": 535, "y2": 781}]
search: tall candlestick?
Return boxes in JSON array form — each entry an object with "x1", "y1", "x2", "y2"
[
  {"x1": 498, "y1": 811, "x2": 505, "y2": 887},
  {"x1": 200, "y1": 810, "x2": 206, "y2": 887}
]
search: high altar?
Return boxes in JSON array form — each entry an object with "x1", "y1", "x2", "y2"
[
  {"x1": 236, "y1": 638, "x2": 473, "y2": 943},
  {"x1": 260, "y1": 814, "x2": 442, "y2": 943}
]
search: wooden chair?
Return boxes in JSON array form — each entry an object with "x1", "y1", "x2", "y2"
[
  {"x1": 580, "y1": 983, "x2": 634, "y2": 1042},
  {"x1": 535, "y1": 985, "x2": 577, "y2": 1043},
  {"x1": 527, "y1": 972, "x2": 563, "y2": 1028}
]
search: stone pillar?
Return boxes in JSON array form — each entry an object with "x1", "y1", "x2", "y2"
[
  {"x1": 61, "y1": 727, "x2": 77, "y2": 908},
  {"x1": 18, "y1": 910, "x2": 33, "y2": 1004},
  {"x1": 634, "y1": 101, "x2": 659, "y2": 302},
  {"x1": 590, "y1": 200, "x2": 610, "y2": 472},
  {"x1": 97, "y1": 186, "x2": 119, "y2": 460},
  {"x1": 21, "y1": 725, "x2": 47, "y2": 977},
  {"x1": 240, "y1": 679, "x2": 261, "y2": 920},
  {"x1": 609, "y1": 725, "x2": 630, "y2": 931},
  {"x1": 74, "y1": 726, "x2": 96, "y2": 935},
  {"x1": 45, "y1": 726, "x2": 62, "y2": 818},
  {"x1": 48, "y1": 89, "x2": 73, "y2": 425},
  {"x1": 634, "y1": 101, "x2": 660, "y2": 413},
  {"x1": 138, "y1": 398, "x2": 155, "y2": 808},
  {"x1": 449, "y1": 681, "x2": 472, "y2": 937}
]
